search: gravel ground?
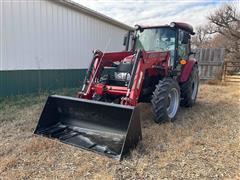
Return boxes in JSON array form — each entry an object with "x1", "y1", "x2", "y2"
[{"x1": 0, "y1": 84, "x2": 239, "y2": 179}]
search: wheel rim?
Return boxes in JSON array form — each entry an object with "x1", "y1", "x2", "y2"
[
  {"x1": 191, "y1": 74, "x2": 199, "y2": 100},
  {"x1": 167, "y1": 88, "x2": 179, "y2": 118}
]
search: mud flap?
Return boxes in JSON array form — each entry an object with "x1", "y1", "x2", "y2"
[{"x1": 34, "y1": 95, "x2": 142, "y2": 160}]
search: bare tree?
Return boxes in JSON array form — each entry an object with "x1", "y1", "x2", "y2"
[
  {"x1": 192, "y1": 24, "x2": 220, "y2": 48},
  {"x1": 192, "y1": 3, "x2": 240, "y2": 61},
  {"x1": 207, "y1": 3, "x2": 240, "y2": 61},
  {"x1": 192, "y1": 25, "x2": 211, "y2": 48}
]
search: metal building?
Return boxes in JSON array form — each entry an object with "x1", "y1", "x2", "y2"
[{"x1": 0, "y1": 0, "x2": 133, "y2": 97}]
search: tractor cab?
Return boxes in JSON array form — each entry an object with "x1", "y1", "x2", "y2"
[{"x1": 124, "y1": 22, "x2": 195, "y2": 68}]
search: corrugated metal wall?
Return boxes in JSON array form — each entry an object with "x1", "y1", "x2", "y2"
[
  {"x1": 1, "y1": 0, "x2": 128, "y2": 70},
  {"x1": 0, "y1": 0, "x2": 131, "y2": 97}
]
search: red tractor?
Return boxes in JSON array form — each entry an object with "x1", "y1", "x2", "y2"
[{"x1": 34, "y1": 22, "x2": 199, "y2": 160}]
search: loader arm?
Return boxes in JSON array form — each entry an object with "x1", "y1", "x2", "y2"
[
  {"x1": 78, "y1": 51, "x2": 133, "y2": 98},
  {"x1": 124, "y1": 50, "x2": 171, "y2": 106}
]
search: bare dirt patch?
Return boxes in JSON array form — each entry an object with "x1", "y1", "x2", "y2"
[{"x1": 0, "y1": 84, "x2": 239, "y2": 179}]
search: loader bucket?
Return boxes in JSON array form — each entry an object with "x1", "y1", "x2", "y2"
[{"x1": 34, "y1": 95, "x2": 142, "y2": 160}]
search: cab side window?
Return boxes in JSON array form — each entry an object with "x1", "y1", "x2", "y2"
[{"x1": 178, "y1": 30, "x2": 190, "y2": 60}]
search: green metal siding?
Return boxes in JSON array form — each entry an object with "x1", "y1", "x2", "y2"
[{"x1": 0, "y1": 69, "x2": 86, "y2": 97}]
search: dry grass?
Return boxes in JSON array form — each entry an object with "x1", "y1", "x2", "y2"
[{"x1": 0, "y1": 84, "x2": 240, "y2": 179}]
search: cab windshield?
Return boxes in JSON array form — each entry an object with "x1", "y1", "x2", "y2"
[{"x1": 135, "y1": 27, "x2": 176, "y2": 53}]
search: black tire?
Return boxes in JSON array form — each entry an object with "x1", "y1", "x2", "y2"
[
  {"x1": 180, "y1": 65, "x2": 199, "y2": 107},
  {"x1": 151, "y1": 78, "x2": 180, "y2": 123}
]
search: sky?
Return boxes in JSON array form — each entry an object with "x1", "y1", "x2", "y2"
[{"x1": 72, "y1": 0, "x2": 238, "y2": 28}]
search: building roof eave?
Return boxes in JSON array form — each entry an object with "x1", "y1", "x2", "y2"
[{"x1": 56, "y1": 0, "x2": 134, "y2": 31}]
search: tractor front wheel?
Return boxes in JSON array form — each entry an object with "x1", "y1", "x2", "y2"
[{"x1": 151, "y1": 78, "x2": 180, "y2": 123}]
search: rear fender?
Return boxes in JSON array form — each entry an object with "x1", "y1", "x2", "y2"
[{"x1": 179, "y1": 59, "x2": 197, "y2": 83}]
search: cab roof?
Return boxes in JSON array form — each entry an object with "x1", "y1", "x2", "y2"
[{"x1": 135, "y1": 22, "x2": 195, "y2": 35}]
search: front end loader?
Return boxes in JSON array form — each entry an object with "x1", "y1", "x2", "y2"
[{"x1": 34, "y1": 22, "x2": 199, "y2": 160}]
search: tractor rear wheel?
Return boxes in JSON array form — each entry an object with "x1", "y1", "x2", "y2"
[
  {"x1": 151, "y1": 78, "x2": 180, "y2": 123},
  {"x1": 180, "y1": 65, "x2": 199, "y2": 107}
]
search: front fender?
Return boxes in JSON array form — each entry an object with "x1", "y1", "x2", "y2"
[{"x1": 179, "y1": 59, "x2": 198, "y2": 83}]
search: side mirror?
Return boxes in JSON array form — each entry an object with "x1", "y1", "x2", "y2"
[
  {"x1": 188, "y1": 52, "x2": 196, "y2": 56},
  {"x1": 123, "y1": 35, "x2": 128, "y2": 46},
  {"x1": 181, "y1": 32, "x2": 190, "y2": 44}
]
